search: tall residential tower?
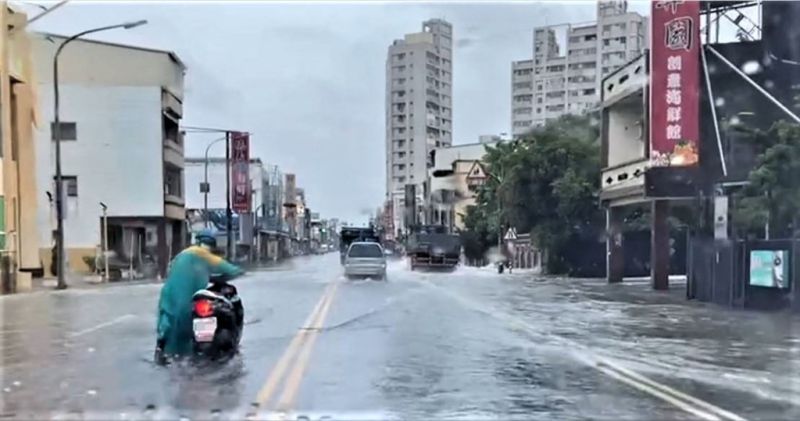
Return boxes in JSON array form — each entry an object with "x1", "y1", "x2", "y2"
[
  {"x1": 385, "y1": 19, "x2": 453, "y2": 233},
  {"x1": 511, "y1": 0, "x2": 647, "y2": 136}
]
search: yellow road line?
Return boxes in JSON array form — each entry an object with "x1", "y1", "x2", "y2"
[
  {"x1": 254, "y1": 281, "x2": 336, "y2": 408},
  {"x1": 274, "y1": 281, "x2": 339, "y2": 411},
  {"x1": 594, "y1": 365, "x2": 722, "y2": 421},
  {"x1": 596, "y1": 359, "x2": 747, "y2": 421}
]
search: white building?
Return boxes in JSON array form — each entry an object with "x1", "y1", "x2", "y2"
[
  {"x1": 184, "y1": 158, "x2": 266, "y2": 217},
  {"x1": 511, "y1": 0, "x2": 647, "y2": 136},
  {"x1": 428, "y1": 141, "x2": 498, "y2": 231},
  {"x1": 386, "y1": 19, "x2": 453, "y2": 232},
  {"x1": 32, "y1": 33, "x2": 186, "y2": 278}
]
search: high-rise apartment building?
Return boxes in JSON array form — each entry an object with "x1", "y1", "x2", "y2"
[
  {"x1": 511, "y1": 0, "x2": 647, "y2": 136},
  {"x1": 385, "y1": 19, "x2": 453, "y2": 232}
]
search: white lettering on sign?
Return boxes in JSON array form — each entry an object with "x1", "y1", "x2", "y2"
[
  {"x1": 667, "y1": 106, "x2": 682, "y2": 122},
  {"x1": 655, "y1": 0, "x2": 685, "y2": 15},
  {"x1": 666, "y1": 124, "x2": 682, "y2": 140},
  {"x1": 665, "y1": 17, "x2": 694, "y2": 51},
  {"x1": 667, "y1": 73, "x2": 681, "y2": 89},
  {"x1": 666, "y1": 89, "x2": 682, "y2": 106},
  {"x1": 667, "y1": 56, "x2": 682, "y2": 71}
]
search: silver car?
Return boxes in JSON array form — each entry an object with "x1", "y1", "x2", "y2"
[{"x1": 344, "y1": 242, "x2": 387, "y2": 280}]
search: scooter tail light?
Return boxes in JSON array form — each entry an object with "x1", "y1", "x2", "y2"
[{"x1": 194, "y1": 299, "x2": 214, "y2": 317}]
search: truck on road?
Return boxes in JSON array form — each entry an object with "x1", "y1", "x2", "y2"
[
  {"x1": 406, "y1": 225, "x2": 460, "y2": 271},
  {"x1": 339, "y1": 226, "x2": 379, "y2": 264}
]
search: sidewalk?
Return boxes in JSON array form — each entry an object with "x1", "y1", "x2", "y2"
[{"x1": 30, "y1": 275, "x2": 160, "y2": 293}]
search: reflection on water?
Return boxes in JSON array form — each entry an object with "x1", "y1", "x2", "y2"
[{"x1": 170, "y1": 355, "x2": 247, "y2": 412}]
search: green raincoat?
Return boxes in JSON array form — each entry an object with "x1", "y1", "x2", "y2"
[{"x1": 156, "y1": 245, "x2": 242, "y2": 356}]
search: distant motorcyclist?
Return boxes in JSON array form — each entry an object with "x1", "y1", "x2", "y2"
[{"x1": 154, "y1": 229, "x2": 243, "y2": 365}]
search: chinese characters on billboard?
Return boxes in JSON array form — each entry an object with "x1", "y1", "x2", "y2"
[
  {"x1": 650, "y1": 0, "x2": 700, "y2": 167},
  {"x1": 231, "y1": 132, "x2": 251, "y2": 213}
]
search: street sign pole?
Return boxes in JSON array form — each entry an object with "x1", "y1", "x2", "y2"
[{"x1": 225, "y1": 131, "x2": 233, "y2": 259}]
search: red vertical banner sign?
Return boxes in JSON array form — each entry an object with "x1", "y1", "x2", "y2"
[
  {"x1": 650, "y1": 0, "x2": 701, "y2": 167},
  {"x1": 231, "y1": 132, "x2": 251, "y2": 213}
]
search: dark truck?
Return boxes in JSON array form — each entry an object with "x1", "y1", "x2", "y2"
[
  {"x1": 339, "y1": 227, "x2": 379, "y2": 264},
  {"x1": 406, "y1": 225, "x2": 461, "y2": 270}
]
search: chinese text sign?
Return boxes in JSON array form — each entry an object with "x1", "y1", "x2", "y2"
[
  {"x1": 231, "y1": 132, "x2": 251, "y2": 213},
  {"x1": 650, "y1": 0, "x2": 700, "y2": 167}
]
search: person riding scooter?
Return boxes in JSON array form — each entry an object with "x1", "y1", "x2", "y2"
[{"x1": 155, "y1": 229, "x2": 243, "y2": 365}]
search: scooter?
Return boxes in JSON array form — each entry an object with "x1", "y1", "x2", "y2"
[{"x1": 190, "y1": 273, "x2": 244, "y2": 361}]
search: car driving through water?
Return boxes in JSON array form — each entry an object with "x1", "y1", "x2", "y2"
[{"x1": 343, "y1": 241, "x2": 387, "y2": 280}]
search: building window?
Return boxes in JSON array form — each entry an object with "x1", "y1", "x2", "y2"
[
  {"x1": 163, "y1": 114, "x2": 180, "y2": 146},
  {"x1": 164, "y1": 165, "x2": 183, "y2": 197},
  {"x1": 51, "y1": 122, "x2": 77, "y2": 141}
]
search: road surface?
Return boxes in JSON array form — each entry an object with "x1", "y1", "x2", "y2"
[{"x1": 1, "y1": 253, "x2": 799, "y2": 420}]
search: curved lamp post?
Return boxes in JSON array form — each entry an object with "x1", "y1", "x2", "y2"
[
  {"x1": 203, "y1": 136, "x2": 227, "y2": 227},
  {"x1": 53, "y1": 20, "x2": 148, "y2": 290}
]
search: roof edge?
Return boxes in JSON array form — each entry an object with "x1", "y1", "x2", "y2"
[{"x1": 34, "y1": 31, "x2": 186, "y2": 70}]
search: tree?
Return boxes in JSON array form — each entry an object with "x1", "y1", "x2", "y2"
[
  {"x1": 733, "y1": 120, "x2": 800, "y2": 238},
  {"x1": 463, "y1": 114, "x2": 603, "y2": 273}
]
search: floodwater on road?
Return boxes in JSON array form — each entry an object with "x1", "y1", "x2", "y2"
[{"x1": 1, "y1": 254, "x2": 799, "y2": 420}]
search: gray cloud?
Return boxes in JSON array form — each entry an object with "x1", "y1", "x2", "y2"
[{"x1": 455, "y1": 37, "x2": 476, "y2": 49}]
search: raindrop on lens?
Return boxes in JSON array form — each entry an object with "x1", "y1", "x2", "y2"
[
  {"x1": 741, "y1": 60, "x2": 761, "y2": 75},
  {"x1": 714, "y1": 97, "x2": 725, "y2": 107}
]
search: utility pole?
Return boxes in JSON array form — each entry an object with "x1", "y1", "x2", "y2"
[
  {"x1": 181, "y1": 126, "x2": 251, "y2": 259},
  {"x1": 52, "y1": 20, "x2": 148, "y2": 290},
  {"x1": 100, "y1": 202, "x2": 109, "y2": 282},
  {"x1": 225, "y1": 131, "x2": 233, "y2": 259}
]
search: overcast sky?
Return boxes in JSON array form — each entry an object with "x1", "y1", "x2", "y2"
[{"x1": 24, "y1": 0, "x2": 652, "y2": 224}]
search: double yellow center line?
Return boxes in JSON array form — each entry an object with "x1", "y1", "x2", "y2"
[{"x1": 254, "y1": 281, "x2": 340, "y2": 414}]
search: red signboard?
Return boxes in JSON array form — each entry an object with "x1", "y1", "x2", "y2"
[
  {"x1": 650, "y1": 0, "x2": 701, "y2": 167},
  {"x1": 231, "y1": 132, "x2": 251, "y2": 213}
]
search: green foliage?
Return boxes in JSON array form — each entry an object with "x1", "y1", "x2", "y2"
[
  {"x1": 732, "y1": 121, "x2": 800, "y2": 238},
  {"x1": 462, "y1": 114, "x2": 603, "y2": 273}
]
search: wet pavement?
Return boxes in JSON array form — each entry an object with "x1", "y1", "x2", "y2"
[{"x1": 1, "y1": 253, "x2": 799, "y2": 420}]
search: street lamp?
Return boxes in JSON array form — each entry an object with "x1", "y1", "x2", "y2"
[
  {"x1": 182, "y1": 127, "x2": 253, "y2": 259},
  {"x1": 202, "y1": 136, "x2": 227, "y2": 228},
  {"x1": 52, "y1": 20, "x2": 148, "y2": 290}
]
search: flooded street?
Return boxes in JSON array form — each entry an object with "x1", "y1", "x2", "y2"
[{"x1": 2, "y1": 254, "x2": 799, "y2": 420}]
